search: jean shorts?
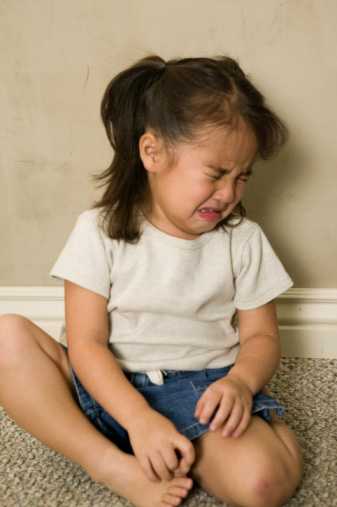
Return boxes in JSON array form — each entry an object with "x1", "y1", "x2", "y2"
[{"x1": 64, "y1": 346, "x2": 285, "y2": 455}]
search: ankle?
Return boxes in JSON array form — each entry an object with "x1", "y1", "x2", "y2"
[{"x1": 86, "y1": 442, "x2": 128, "y2": 484}]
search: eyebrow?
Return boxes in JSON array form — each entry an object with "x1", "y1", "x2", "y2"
[{"x1": 207, "y1": 164, "x2": 254, "y2": 176}]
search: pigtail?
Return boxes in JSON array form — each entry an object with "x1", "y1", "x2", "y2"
[
  {"x1": 101, "y1": 56, "x2": 166, "y2": 156},
  {"x1": 91, "y1": 56, "x2": 166, "y2": 242}
]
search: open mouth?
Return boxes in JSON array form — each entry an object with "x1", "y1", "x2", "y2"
[{"x1": 197, "y1": 208, "x2": 221, "y2": 221}]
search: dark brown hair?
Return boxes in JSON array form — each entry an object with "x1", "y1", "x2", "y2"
[{"x1": 91, "y1": 54, "x2": 289, "y2": 243}]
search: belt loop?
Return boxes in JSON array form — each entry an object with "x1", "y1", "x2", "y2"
[{"x1": 146, "y1": 370, "x2": 165, "y2": 385}]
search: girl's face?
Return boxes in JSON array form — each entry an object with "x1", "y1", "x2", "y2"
[{"x1": 139, "y1": 117, "x2": 258, "y2": 240}]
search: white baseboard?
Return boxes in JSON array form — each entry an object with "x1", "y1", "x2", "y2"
[
  {"x1": 0, "y1": 287, "x2": 336, "y2": 358},
  {"x1": 276, "y1": 288, "x2": 337, "y2": 358}
]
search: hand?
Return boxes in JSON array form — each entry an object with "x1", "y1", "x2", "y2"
[
  {"x1": 194, "y1": 374, "x2": 253, "y2": 438},
  {"x1": 127, "y1": 407, "x2": 195, "y2": 482}
]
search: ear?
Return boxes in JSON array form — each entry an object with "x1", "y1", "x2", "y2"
[{"x1": 139, "y1": 131, "x2": 166, "y2": 173}]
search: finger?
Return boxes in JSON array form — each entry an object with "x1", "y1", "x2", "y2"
[
  {"x1": 194, "y1": 403, "x2": 201, "y2": 419},
  {"x1": 221, "y1": 400, "x2": 244, "y2": 437},
  {"x1": 198, "y1": 397, "x2": 221, "y2": 425},
  {"x1": 161, "y1": 446, "x2": 180, "y2": 474},
  {"x1": 152, "y1": 450, "x2": 174, "y2": 481},
  {"x1": 173, "y1": 468, "x2": 187, "y2": 477},
  {"x1": 208, "y1": 397, "x2": 233, "y2": 431},
  {"x1": 194, "y1": 398, "x2": 205, "y2": 418},
  {"x1": 194, "y1": 388, "x2": 215, "y2": 420},
  {"x1": 232, "y1": 408, "x2": 252, "y2": 438},
  {"x1": 141, "y1": 455, "x2": 160, "y2": 482},
  {"x1": 175, "y1": 437, "x2": 196, "y2": 471}
]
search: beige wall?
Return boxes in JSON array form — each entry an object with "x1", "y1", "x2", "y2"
[{"x1": 1, "y1": 0, "x2": 336, "y2": 288}]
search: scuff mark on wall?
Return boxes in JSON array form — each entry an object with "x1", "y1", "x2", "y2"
[{"x1": 83, "y1": 65, "x2": 90, "y2": 89}]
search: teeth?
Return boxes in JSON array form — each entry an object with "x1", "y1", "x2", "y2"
[{"x1": 200, "y1": 208, "x2": 218, "y2": 213}]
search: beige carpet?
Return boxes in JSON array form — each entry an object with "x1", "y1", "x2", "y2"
[{"x1": 1, "y1": 357, "x2": 336, "y2": 507}]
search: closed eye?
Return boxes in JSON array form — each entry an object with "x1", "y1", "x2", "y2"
[
  {"x1": 207, "y1": 173, "x2": 252, "y2": 182},
  {"x1": 207, "y1": 174, "x2": 222, "y2": 181},
  {"x1": 237, "y1": 175, "x2": 251, "y2": 182},
  {"x1": 205, "y1": 164, "x2": 254, "y2": 182}
]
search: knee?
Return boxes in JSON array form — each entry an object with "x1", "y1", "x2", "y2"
[
  {"x1": 0, "y1": 314, "x2": 33, "y2": 364},
  {"x1": 217, "y1": 456, "x2": 303, "y2": 507},
  {"x1": 249, "y1": 471, "x2": 299, "y2": 507},
  {"x1": 237, "y1": 459, "x2": 302, "y2": 507}
]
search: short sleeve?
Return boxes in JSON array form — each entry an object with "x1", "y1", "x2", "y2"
[
  {"x1": 49, "y1": 210, "x2": 111, "y2": 299},
  {"x1": 233, "y1": 224, "x2": 293, "y2": 310}
]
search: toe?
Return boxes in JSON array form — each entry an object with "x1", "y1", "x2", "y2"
[
  {"x1": 162, "y1": 493, "x2": 182, "y2": 506},
  {"x1": 168, "y1": 486, "x2": 189, "y2": 498},
  {"x1": 174, "y1": 477, "x2": 193, "y2": 489}
]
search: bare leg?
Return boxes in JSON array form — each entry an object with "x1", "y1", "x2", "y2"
[
  {"x1": 261, "y1": 386, "x2": 303, "y2": 468},
  {"x1": 189, "y1": 411, "x2": 303, "y2": 507},
  {"x1": 0, "y1": 314, "x2": 193, "y2": 507}
]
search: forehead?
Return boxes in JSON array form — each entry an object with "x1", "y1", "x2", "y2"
[{"x1": 189, "y1": 120, "x2": 258, "y2": 166}]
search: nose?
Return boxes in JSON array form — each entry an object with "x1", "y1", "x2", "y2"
[{"x1": 213, "y1": 180, "x2": 236, "y2": 204}]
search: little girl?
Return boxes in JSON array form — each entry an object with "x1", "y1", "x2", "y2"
[{"x1": 0, "y1": 54, "x2": 303, "y2": 507}]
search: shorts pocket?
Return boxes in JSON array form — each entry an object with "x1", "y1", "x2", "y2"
[{"x1": 189, "y1": 379, "x2": 214, "y2": 398}]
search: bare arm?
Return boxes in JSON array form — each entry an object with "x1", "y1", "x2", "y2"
[
  {"x1": 64, "y1": 280, "x2": 151, "y2": 430},
  {"x1": 64, "y1": 280, "x2": 196, "y2": 481},
  {"x1": 193, "y1": 301, "x2": 281, "y2": 437},
  {"x1": 226, "y1": 301, "x2": 281, "y2": 395}
]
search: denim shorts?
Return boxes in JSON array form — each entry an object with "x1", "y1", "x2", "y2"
[{"x1": 64, "y1": 346, "x2": 285, "y2": 455}]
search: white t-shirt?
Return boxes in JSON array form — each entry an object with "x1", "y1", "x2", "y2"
[{"x1": 50, "y1": 208, "x2": 293, "y2": 384}]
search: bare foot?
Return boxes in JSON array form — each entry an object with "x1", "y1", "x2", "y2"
[{"x1": 91, "y1": 448, "x2": 193, "y2": 507}]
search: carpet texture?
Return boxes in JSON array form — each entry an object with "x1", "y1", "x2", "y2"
[{"x1": 1, "y1": 357, "x2": 336, "y2": 507}]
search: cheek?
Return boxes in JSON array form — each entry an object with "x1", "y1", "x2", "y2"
[
  {"x1": 236, "y1": 183, "x2": 246, "y2": 199},
  {"x1": 186, "y1": 179, "x2": 211, "y2": 198}
]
